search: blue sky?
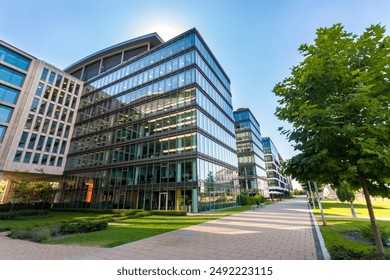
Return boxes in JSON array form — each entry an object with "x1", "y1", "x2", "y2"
[{"x1": 1, "y1": 0, "x2": 389, "y2": 160}]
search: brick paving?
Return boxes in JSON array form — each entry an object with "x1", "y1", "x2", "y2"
[{"x1": 0, "y1": 197, "x2": 322, "y2": 260}]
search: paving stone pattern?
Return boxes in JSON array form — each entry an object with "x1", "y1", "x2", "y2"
[{"x1": 0, "y1": 197, "x2": 320, "y2": 260}]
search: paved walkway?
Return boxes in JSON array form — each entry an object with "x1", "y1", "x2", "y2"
[{"x1": 0, "y1": 197, "x2": 322, "y2": 260}]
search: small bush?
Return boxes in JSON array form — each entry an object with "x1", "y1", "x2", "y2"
[
  {"x1": 10, "y1": 224, "x2": 61, "y2": 243},
  {"x1": 60, "y1": 220, "x2": 108, "y2": 234},
  {"x1": 359, "y1": 224, "x2": 390, "y2": 245},
  {"x1": 9, "y1": 220, "x2": 108, "y2": 242},
  {"x1": 329, "y1": 245, "x2": 390, "y2": 260},
  {"x1": 238, "y1": 194, "x2": 265, "y2": 206}
]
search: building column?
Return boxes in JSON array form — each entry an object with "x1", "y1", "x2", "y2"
[
  {"x1": 192, "y1": 188, "x2": 198, "y2": 213},
  {"x1": 176, "y1": 189, "x2": 182, "y2": 211}
]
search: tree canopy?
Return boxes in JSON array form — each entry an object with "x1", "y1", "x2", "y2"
[{"x1": 273, "y1": 23, "x2": 390, "y2": 254}]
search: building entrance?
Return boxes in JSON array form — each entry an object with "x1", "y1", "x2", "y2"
[{"x1": 159, "y1": 192, "x2": 168, "y2": 210}]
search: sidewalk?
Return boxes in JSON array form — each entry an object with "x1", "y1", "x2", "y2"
[{"x1": 0, "y1": 197, "x2": 323, "y2": 260}]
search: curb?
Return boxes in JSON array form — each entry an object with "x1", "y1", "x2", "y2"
[{"x1": 308, "y1": 204, "x2": 331, "y2": 260}]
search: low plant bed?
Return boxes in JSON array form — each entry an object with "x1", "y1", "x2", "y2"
[{"x1": 9, "y1": 219, "x2": 108, "y2": 243}]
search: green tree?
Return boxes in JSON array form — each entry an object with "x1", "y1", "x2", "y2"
[
  {"x1": 335, "y1": 182, "x2": 357, "y2": 218},
  {"x1": 273, "y1": 24, "x2": 390, "y2": 254}
]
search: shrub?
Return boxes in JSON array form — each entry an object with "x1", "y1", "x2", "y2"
[
  {"x1": 9, "y1": 220, "x2": 108, "y2": 242},
  {"x1": 60, "y1": 220, "x2": 108, "y2": 234},
  {"x1": 238, "y1": 194, "x2": 265, "y2": 206},
  {"x1": 0, "y1": 203, "x2": 51, "y2": 212},
  {"x1": 359, "y1": 224, "x2": 390, "y2": 245},
  {"x1": 329, "y1": 245, "x2": 390, "y2": 260},
  {"x1": 9, "y1": 224, "x2": 61, "y2": 243},
  {"x1": 150, "y1": 210, "x2": 187, "y2": 216},
  {"x1": 0, "y1": 210, "x2": 47, "y2": 220}
]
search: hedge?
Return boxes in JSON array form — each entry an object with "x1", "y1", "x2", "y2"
[{"x1": 0, "y1": 210, "x2": 47, "y2": 220}]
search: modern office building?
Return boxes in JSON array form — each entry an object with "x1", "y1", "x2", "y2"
[
  {"x1": 261, "y1": 137, "x2": 292, "y2": 197},
  {"x1": 57, "y1": 28, "x2": 239, "y2": 212},
  {"x1": 0, "y1": 40, "x2": 83, "y2": 203},
  {"x1": 233, "y1": 108, "x2": 268, "y2": 196}
]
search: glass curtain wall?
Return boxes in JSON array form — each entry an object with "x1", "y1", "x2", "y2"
[{"x1": 61, "y1": 30, "x2": 238, "y2": 211}]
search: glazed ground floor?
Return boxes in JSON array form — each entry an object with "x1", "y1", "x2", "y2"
[{"x1": 55, "y1": 181, "x2": 238, "y2": 213}]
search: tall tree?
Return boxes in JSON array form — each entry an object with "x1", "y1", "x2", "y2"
[{"x1": 273, "y1": 24, "x2": 390, "y2": 254}]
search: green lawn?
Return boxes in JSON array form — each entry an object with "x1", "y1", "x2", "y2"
[
  {"x1": 312, "y1": 198, "x2": 390, "y2": 258},
  {"x1": 312, "y1": 198, "x2": 390, "y2": 218},
  {"x1": 1, "y1": 206, "x2": 253, "y2": 247},
  {"x1": 0, "y1": 212, "x2": 104, "y2": 231},
  {"x1": 317, "y1": 218, "x2": 390, "y2": 255}
]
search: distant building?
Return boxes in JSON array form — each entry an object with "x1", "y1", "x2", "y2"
[
  {"x1": 261, "y1": 137, "x2": 292, "y2": 197},
  {"x1": 233, "y1": 108, "x2": 268, "y2": 196},
  {"x1": 0, "y1": 40, "x2": 83, "y2": 203}
]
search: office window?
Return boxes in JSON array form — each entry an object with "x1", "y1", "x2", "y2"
[
  {"x1": 28, "y1": 133, "x2": 37, "y2": 149},
  {"x1": 45, "y1": 137, "x2": 53, "y2": 152},
  {"x1": 55, "y1": 74, "x2": 62, "y2": 87},
  {"x1": 41, "y1": 119, "x2": 50, "y2": 133},
  {"x1": 51, "y1": 88, "x2": 58, "y2": 102},
  {"x1": 46, "y1": 103, "x2": 54, "y2": 117},
  {"x1": 18, "y1": 132, "x2": 28, "y2": 148},
  {"x1": 23, "y1": 152, "x2": 32, "y2": 163},
  {"x1": 56, "y1": 157, "x2": 63, "y2": 167},
  {"x1": 24, "y1": 114, "x2": 34, "y2": 129},
  {"x1": 62, "y1": 78, "x2": 69, "y2": 91},
  {"x1": 41, "y1": 154, "x2": 48, "y2": 165},
  {"x1": 0, "y1": 104, "x2": 13, "y2": 123},
  {"x1": 0, "y1": 125, "x2": 6, "y2": 143},
  {"x1": 36, "y1": 136, "x2": 45, "y2": 150},
  {"x1": 0, "y1": 46, "x2": 30, "y2": 70},
  {"x1": 48, "y1": 71, "x2": 55, "y2": 85},
  {"x1": 40, "y1": 68, "x2": 49, "y2": 81},
  {"x1": 30, "y1": 97, "x2": 39, "y2": 112},
  {"x1": 0, "y1": 84, "x2": 20, "y2": 104},
  {"x1": 60, "y1": 140, "x2": 67, "y2": 154},
  {"x1": 38, "y1": 100, "x2": 47, "y2": 115},
  {"x1": 35, "y1": 82, "x2": 44, "y2": 97},
  {"x1": 52, "y1": 138, "x2": 60, "y2": 153},
  {"x1": 57, "y1": 122, "x2": 64, "y2": 137},
  {"x1": 68, "y1": 81, "x2": 75, "y2": 93},
  {"x1": 58, "y1": 92, "x2": 65, "y2": 104},
  {"x1": 49, "y1": 121, "x2": 57, "y2": 135},
  {"x1": 13, "y1": 150, "x2": 23, "y2": 162},
  {"x1": 33, "y1": 116, "x2": 42, "y2": 131},
  {"x1": 32, "y1": 153, "x2": 40, "y2": 164},
  {"x1": 0, "y1": 65, "x2": 25, "y2": 87},
  {"x1": 43, "y1": 85, "x2": 51, "y2": 99},
  {"x1": 49, "y1": 155, "x2": 56, "y2": 166}
]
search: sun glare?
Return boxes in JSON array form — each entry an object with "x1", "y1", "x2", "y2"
[{"x1": 145, "y1": 24, "x2": 181, "y2": 41}]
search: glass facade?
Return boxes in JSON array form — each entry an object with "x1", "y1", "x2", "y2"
[
  {"x1": 0, "y1": 44, "x2": 31, "y2": 145},
  {"x1": 234, "y1": 108, "x2": 268, "y2": 196},
  {"x1": 60, "y1": 29, "x2": 238, "y2": 212}
]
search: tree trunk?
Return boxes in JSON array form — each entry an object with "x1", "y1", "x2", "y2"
[
  {"x1": 308, "y1": 181, "x2": 316, "y2": 209},
  {"x1": 314, "y1": 182, "x2": 326, "y2": 226},
  {"x1": 359, "y1": 173, "x2": 384, "y2": 255},
  {"x1": 350, "y1": 203, "x2": 357, "y2": 219}
]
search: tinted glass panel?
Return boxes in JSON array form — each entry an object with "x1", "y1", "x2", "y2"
[
  {"x1": 0, "y1": 45, "x2": 31, "y2": 71},
  {"x1": 0, "y1": 84, "x2": 19, "y2": 104},
  {"x1": 0, "y1": 104, "x2": 13, "y2": 123},
  {"x1": 0, "y1": 65, "x2": 25, "y2": 87}
]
